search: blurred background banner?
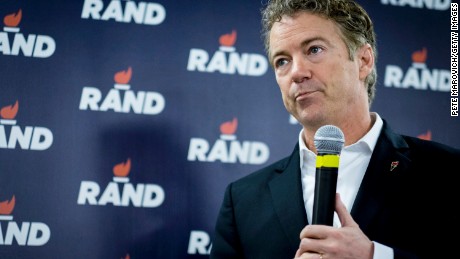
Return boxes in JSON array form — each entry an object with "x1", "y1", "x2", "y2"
[{"x1": 0, "y1": 0, "x2": 456, "y2": 258}]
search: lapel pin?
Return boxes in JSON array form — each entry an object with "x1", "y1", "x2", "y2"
[{"x1": 390, "y1": 161, "x2": 399, "y2": 171}]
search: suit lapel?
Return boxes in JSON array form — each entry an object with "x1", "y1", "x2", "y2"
[
  {"x1": 351, "y1": 121, "x2": 411, "y2": 232},
  {"x1": 265, "y1": 121, "x2": 412, "y2": 249},
  {"x1": 268, "y1": 145, "x2": 308, "y2": 251}
]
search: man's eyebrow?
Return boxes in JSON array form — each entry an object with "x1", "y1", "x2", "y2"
[
  {"x1": 270, "y1": 36, "x2": 329, "y2": 63},
  {"x1": 300, "y1": 36, "x2": 329, "y2": 48}
]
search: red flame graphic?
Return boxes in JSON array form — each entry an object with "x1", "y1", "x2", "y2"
[
  {"x1": 0, "y1": 195, "x2": 15, "y2": 215},
  {"x1": 114, "y1": 67, "x2": 132, "y2": 84},
  {"x1": 3, "y1": 9, "x2": 22, "y2": 27},
  {"x1": 0, "y1": 100, "x2": 19, "y2": 119},
  {"x1": 122, "y1": 254, "x2": 130, "y2": 259},
  {"x1": 417, "y1": 130, "x2": 431, "y2": 141},
  {"x1": 113, "y1": 158, "x2": 131, "y2": 177},
  {"x1": 220, "y1": 118, "x2": 238, "y2": 135},
  {"x1": 390, "y1": 161, "x2": 399, "y2": 171},
  {"x1": 412, "y1": 47, "x2": 427, "y2": 63},
  {"x1": 219, "y1": 30, "x2": 237, "y2": 47}
]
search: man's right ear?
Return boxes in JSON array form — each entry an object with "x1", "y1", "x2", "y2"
[{"x1": 358, "y1": 44, "x2": 374, "y2": 81}]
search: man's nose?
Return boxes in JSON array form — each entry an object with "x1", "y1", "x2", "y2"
[{"x1": 291, "y1": 57, "x2": 312, "y2": 83}]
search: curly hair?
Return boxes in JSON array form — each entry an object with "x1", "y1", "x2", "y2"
[{"x1": 261, "y1": 0, "x2": 377, "y2": 104}]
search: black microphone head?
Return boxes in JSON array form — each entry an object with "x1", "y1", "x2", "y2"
[{"x1": 314, "y1": 125, "x2": 345, "y2": 154}]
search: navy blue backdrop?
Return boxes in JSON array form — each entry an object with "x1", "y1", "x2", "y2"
[{"x1": 0, "y1": 0, "x2": 457, "y2": 258}]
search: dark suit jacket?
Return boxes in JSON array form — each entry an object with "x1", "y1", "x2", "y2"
[{"x1": 210, "y1": 120, "x2": 460, "y2": 259}]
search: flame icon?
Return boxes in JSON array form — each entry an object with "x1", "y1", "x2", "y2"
[
  {"x1": 417, "y1": 130, "x2": 431, "y2": 141},
  {"x1": 390, "y1": 161, "x2": 399, "y2": 172},
  {"x1": 122, "y1": 254, "x2": 130, "y2": 259},
  {"x1": 219, "y1": 30, "x2": 237, "y2": 47},
  {"x1": 220, "y1": 118, "x2": 238, "y2": 135},
  {"x1": 412, "y1": 47, "x2": 427, "y2": 63},
  {"x1": 0, "y1": 100, "x2": 19, "y2": 119},
  {"x1": 113, "y1": 158, "x2": 131, "y2": 177},
  {"x1": 114, "y1": 67, "x2": 132, "y2": 85},
  {"x1": 3, "y1": 9, "x2": 22, "y2": 27},
  {"x1": 0, "y1": 195, "x2": 15, "y2": 215}
]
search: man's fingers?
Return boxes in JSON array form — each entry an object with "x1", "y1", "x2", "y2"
[
  {"x1": 299, "y1": 224, "x2": 329, "y2": 239},
  {"x1": 335, "y1": 193, "x2": 357, "y2": 227},
  {"x1": 294, "y1": 248, "x2": 302, "y2": 257}
]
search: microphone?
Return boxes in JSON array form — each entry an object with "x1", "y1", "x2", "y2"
[{"x1": 312, "y1": 125, "x2": 345, "y2": 226}]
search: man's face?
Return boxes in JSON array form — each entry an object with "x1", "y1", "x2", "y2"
[{"x1": 269, "y1": 12, "x2": 369, "y2": 129}]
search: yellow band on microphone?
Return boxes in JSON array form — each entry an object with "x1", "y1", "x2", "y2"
[{"x1": 316, "y1": 154, "x2": 340, "y2": 168}]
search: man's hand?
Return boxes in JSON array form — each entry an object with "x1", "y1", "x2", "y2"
[{"x1": 294, "y1": 193, "x2": 374, "y2": 259}]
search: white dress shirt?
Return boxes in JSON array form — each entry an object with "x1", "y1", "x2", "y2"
[{"x1": 298, "y1": 112, "x2": 393, "y2": 259}]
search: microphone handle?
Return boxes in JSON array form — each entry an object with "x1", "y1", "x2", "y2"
[{"x1": 312, "y1": 166, "x2": 338, "y2": 226}]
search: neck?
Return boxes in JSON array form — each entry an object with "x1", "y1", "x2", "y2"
[{"x1": 302, "y1": 112, "x2": 375, "y2": 154}]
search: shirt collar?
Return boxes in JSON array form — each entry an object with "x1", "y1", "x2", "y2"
[
  {"x1": 352, "y1": 112, "x2": 383, "y2": 153},
  {"x1": 298, "y1": 112, "x2": 383, "y2": 165}
]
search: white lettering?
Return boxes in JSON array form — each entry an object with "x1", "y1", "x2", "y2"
[
  {"x1": 142, "y1": 92, "x2": 165, "y2": 115},
  {"x1": 381, "y1": 0, "x2": 450, "y2": 10},
  {"x1": 79, "y1": 87, "x2": 102, "y2": 110},
  {"x1": 4, "y1": 222, "x2": 29, "y2": 245},
  {"x1": 0, "y1": 32, "x2": 11, "y2": 55},
  {"x1": 101, "y1": 0, "x2": 124, "y2": 21},
  {"x1": 187, "y1": 138, "x2": 269, "y2": 164},
  {"x1": 207, "y1": 139, "x2": 229, "y2": 162},
  {"x1": 207, "y1": 51, "x2": 227, "y2": 73},
  {"x1": 187, "y1": 48, "x2": 268, "y2": 76},
  {"x1": 27, "y1": 223, "x2": 51, "y2": 246},
  {"x1": 81, "y1": 0, "x2": 166, "y2": 25},
  {"x1": 187, "y1": 231, "x2": 211, "y2": 255},
  {"x1": 402, "y1": 67, "x2": 421, "y2": 88},
  {"x1": 142, "y1": 184, "x2": 165, "y2": 207},
  {"x1": 247, "y1": 53, "x2": 269, "y2": 76},
  {"x1": 77, "y1": 181, "x2": 100, "y2": 205},
  {"x1": 32, "y1": 35, "x2": 56, "y2": 58},
  {"x1": 79, "y1": 87, "x2": 165, "y2": 115},
  {"x1": 0, "y1": 222, "x2": 50, "y2": 246},
  {"x1": 384, "y1": 65, "x2": 450, "y2": 92},
  {"x1": 30, "y1": 127, "x2": 53, "y2": 150},
  {"x1": 121, "y1": 183, "x2": 144, "y2": 207},
  {"x1": 124, "y1": 1, "x2": 146, "y2": 24},
  {"x1": 0, "y1": 33, "x2": 55, "y2": 58},
  {"x1": 384, "y1": 65, "x2": 403, "y2": 87},
  {"x1": 77, "y1": 181, "x2": 164, "y2": 207},
  {"x1": 143, "y1": 3, "x2": 166, "y2": 25},
  {"x1": 11, "y1": 34, "x2": 35, "y2": 56},
  {"x1": 100, "y1": 89, "x2": 123, "y2": 112},
  {"x1": 187, "y1": 49, "x2": 208, "y2": 71},
  {"x1": 98, "y1": 182, "x2": 121, "y2": 205},
  {"x1": 187, "y1": 138, "x2": 209, "y2": 161},
  {"x1": 0, "y1": 125, "x2": 53, "y2": 150},
  {"x1": 8, "y1": 126, "x2": 33, "y2": 149},
  {"x1": 248, "y1": 141, "x2": 270, "y2": 165},
  {"x1": 81, "y1": 0, "x2": 103, "y2": 19}
]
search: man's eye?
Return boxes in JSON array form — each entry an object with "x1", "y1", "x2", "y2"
[
  {"x1": 309, "y1": 46, "x2": 323, "y2": 54},
  {"x1": 275, "y1": 59, "x2": 288, "y2": 68}
]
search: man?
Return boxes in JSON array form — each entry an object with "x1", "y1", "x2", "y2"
[{"x1": 210, "y1": 0, "x2": 460, "y2": 258}]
